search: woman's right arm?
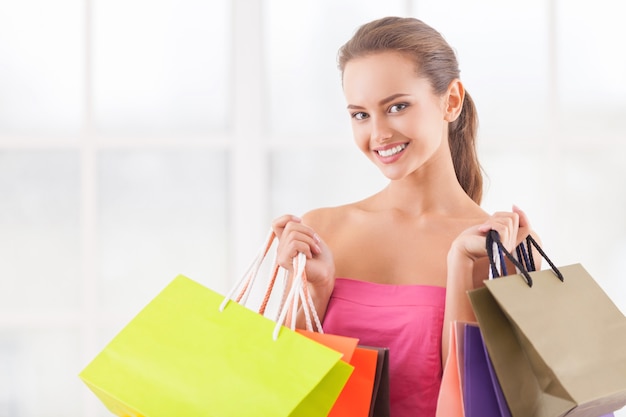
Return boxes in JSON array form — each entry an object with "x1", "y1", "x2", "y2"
[{"x1": 271, "y1": 213, "x2": 336, "y2": 326}]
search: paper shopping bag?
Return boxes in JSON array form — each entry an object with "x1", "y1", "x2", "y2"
[
  {"x1": 469, "y1": 234, "x2": 626, "y2": 417},
  {"x1": 79, "y1": 275, "x2": 353, "y2": 417},
  {"x1": 436, "y1": 321, "x2": 511, "y2": 417},
  {"x1": 296, "y1": 329, "x2": 380, "y2": 417},
  {"x1": 367, "y1": 346, "x2": 390, "y2": 417},
  {"x1": 463, "y1": 323, "x2": 511, "y2": 417},
  {"x1": 329, "y1": 346, "x2": 379, "y2": 417},
  {"x1": 436, "y1": 322, "x2": 465, "y2": 417}
]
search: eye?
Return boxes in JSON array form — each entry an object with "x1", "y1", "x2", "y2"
[
  {"x1": 389, "y1": 103, "x2": 408, "y2": 113},
  {"x1": 351, "y1": 111, "x2": 369, "y2": 120}
]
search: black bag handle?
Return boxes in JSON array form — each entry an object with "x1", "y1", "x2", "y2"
[
  {"x1": 515, "y1": 240, "x2": 533, "y2": 272},
  {"x1": 486, "y1": 230, "x2": 563, "y2": 287}
]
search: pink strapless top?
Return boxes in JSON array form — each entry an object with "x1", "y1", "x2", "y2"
[{"x1": 322, "y1": 278, "x2": 446, "y2": 417}]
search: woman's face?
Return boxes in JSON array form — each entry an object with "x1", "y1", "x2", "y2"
[{"x1": 342, "y1": 51, "x2": 451, "y2": 181}]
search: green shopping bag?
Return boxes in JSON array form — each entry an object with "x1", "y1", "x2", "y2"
[{"x1": 80, "y1": 260, "x2": 352, "y2": 416}]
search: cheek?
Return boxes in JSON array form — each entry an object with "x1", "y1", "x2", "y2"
[
  {"x1": 400, "y1": 111, "x2": 443, "y2": 141},
  {"x1": 387, "y1": 118, "x2": 419, "y2": 141},
  {"x1": 351, "y1": 124, "x2": 370, "y2": 149},
  {"x1": 354, "y1": 136, "x2": 371, "y2": 155}
]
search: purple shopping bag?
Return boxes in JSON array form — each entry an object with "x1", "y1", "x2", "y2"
[{"x1": 463, "y1": 323, "x2": 511, "y2": 417}]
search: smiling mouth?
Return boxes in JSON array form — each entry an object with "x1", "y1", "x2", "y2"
[{"x1": 376, "y1": 144, "x2": 407, "y2": 157}]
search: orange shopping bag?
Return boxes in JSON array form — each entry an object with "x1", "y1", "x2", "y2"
[
  {"x1": 297, "y1": 330, "x2": 379, "y2": 417},
  {"x1": 332, "y1": 346, "x2": 380, "y2": 417}
]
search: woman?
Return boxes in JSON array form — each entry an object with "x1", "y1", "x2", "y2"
[{"x1": 272, "y1": 17, "x2": 533, "y2": 416}]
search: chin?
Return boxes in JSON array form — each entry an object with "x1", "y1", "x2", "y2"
[{"x1": 377, "y1": 168, "x2": 408, "y2": 181}]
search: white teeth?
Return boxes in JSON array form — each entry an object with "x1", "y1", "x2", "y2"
[{"x1": 377, "y1": 144, "x2": 406, "y2": 157}]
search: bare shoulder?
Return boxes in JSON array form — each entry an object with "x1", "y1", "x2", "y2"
[{"x1": 300, "y1": 203, "x2": 360, "y2": 237}]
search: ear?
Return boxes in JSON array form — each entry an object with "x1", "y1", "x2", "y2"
[{"x1": 443, "y1": 79, "x2": 465, "y2": 122}]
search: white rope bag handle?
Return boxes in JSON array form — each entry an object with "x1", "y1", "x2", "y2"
[
  {"x1": 218, "y1": 229, "x2": 324, "y2": 341},
  {"x1": 273, "y1": 253, "x2": 324, "y2": 340},
  {"x1": 219, "y1": 228, "x2": 283, "y2": 314}
]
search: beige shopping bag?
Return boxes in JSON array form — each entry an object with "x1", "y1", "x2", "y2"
[{"x1": 469, "y1": 231, "x2": 626, "y2": 417}]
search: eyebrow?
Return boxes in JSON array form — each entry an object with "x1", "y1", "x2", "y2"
[{"x1": 346, "y1": 93, "x2": 411, "y2": 110}]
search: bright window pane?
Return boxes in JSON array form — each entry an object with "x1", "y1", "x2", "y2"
[
  {"x1": 554, "y1": 149, "x2": 626, "y2": 269},
  {"x1": 98, "y1": 150, "x2": 229, "y2": 315},
  {"x1": 270, "y1": 148, "x2": 387, "y2": 217},
  {"x1": 0, "y1": 151, "x2": 81, "y2": 314},
  {"x1": 0, "y1": 329, "x2": 82, "y2": 417},
  {"x1": 93, "y1": 0, "x2": 230, "y2": 134},
  {"x1": 0, "y1": 0, "x2": 83, "y2": 134},
  {"x1": 556, "y1": 0, "x2": 626, "y2": 140},
  {"x1": 479, "y1": 147, "x2": 557, "y2": 235},
  {"x1": 265, "y1": 0, "x2": 407, "y2": 138}
]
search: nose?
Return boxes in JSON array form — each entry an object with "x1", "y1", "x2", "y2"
[{"x1": 370, "y1": 116, "x2": 393, "y2": 144}]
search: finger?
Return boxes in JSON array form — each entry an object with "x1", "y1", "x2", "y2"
[
  {"x1": 271, "y1": 214, "x2": 302, "y2": 238},
  {"x1": 283, "y1": 240, "x2": 316, "y2": 260},
  {"x1": 276, "y1": 226, "x2": 322, "y2": 269},
  {"x1": 479, "y1": 212, "x2": 519, "y2": 250},
  {"x1": 282, "y1": 228, "x2": 322, "y2": 255},
  {"x1": 281, "y1": 222, "x2": 320, "y2": 245},
  {"x1": 501, "y1": 211, "x2": 519, "y2": 248},
  {"x1": 478, "y1": 212, "x2": 517, "y2": 233},
  {"x1": 513, "y1": 204, "x2": 531, "y2": 229},
  {"x1": 496, "y1": 213, "x2": 518, "y2": 249}
]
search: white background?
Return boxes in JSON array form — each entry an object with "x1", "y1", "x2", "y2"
[{"x1": 0, "y1": 0, "x2": 625, "y2": 416}]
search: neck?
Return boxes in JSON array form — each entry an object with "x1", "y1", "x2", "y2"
[
  {"x1": 383, "y1": 177, "x2": 471, "y2": 215},
  {"x1": 378, "y1": 148, "x2": 474, "y2": 216}
]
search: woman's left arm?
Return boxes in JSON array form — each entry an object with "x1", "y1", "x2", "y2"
[{"x1": 441, "y1": 206, "x2": 537, "y2": 365}]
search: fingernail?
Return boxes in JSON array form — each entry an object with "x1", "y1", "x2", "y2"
[{"x1": 314, "y1": 233, "x2": 321, "y2": 243}]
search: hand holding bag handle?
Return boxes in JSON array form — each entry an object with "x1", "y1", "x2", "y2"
[
  {"x1": 221, "y1": 229, "x2": 384, "y2": 417},
  {"x1": 217, "y1": 228, "x2": 321, "y2": 340}
]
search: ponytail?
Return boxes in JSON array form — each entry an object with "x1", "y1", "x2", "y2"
[{"x1": 449, "y1": 91, "x2": 482, "y2": 203}]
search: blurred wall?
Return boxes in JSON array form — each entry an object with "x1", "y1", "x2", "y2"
[{"x1": 0, "y1": 1, "x2": 625, "y2": 416}]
